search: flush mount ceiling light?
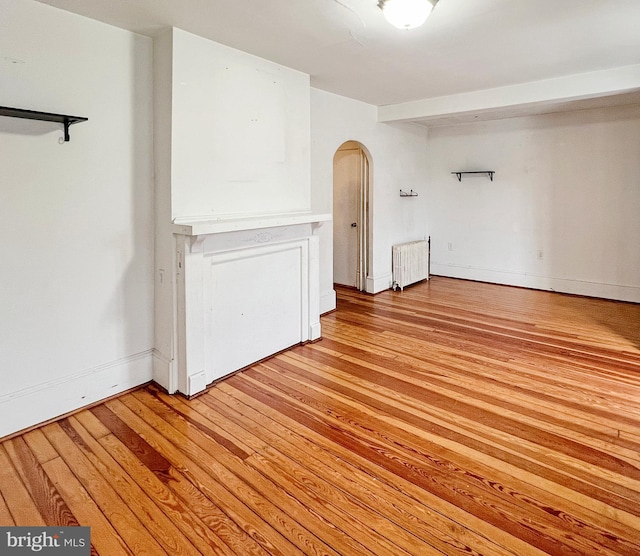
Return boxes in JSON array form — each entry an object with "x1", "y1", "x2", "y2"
[{"x1": 378, "y1": 0, "x2": 438, "y2": 30}]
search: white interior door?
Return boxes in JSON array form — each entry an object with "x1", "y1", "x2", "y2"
[
  {"x1": 333, "y1": 147, "x2": 359, "y2": 287},
  {"x1": 334, "y1": 144, "x2": 368, "y2": 289}
]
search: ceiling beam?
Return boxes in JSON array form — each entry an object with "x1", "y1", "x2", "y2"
[{"x1": 378, "y1": 64, "x2": 640, "y2": 125}]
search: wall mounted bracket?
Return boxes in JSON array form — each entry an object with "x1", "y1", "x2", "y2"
[
  {"x1": 399, "y1": 189, "x2": 418, "y2": 197},
  {"x1": 0, "y1": 106, "x2": 88, "y2": 142},
  {"x1": 452, "y1": 171, "x2": 495, "y2": 182}
]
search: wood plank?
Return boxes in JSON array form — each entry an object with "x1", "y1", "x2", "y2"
[
  {"x1": 104, "y1": 398, "x2": 303, "y2": 556},
  {"x1": 74, "y1": 409, "x2": 112, "y2": 440},
  {"x1": 215, "y1": 380, "x2": 545, "y2": 556},
  {"x1": 89, "y1": 406, "x2": 173, "y2": 482},
  {"x1": 97, "y1": 429, "x2": 253, "y2": 556},
  {"x1": 85, "y1": 406, "x2": 242, "y2": 555},
  {"x1": 250, "y1": 357, "x2": 640, "y2": 554},
  {"x1": 282, "y1": 347, "x2": 640, "y2": 490},
  {"x1": 150, "y1": 387, "x2": 431, "y2": 556},
  {"x1": 236, "y1": 366, "x2": 638, "y2": 556},
  {"x1": 1, "y1": 277, "x2": 639, "y2": 556},
  {"x1": 4, "y1": 437, "x2": 78, "y2": 528},
  {"x1": 199, "y1": 387, "x2": 518, "y2": 556},
  {"x1": 0, "y1": 444, "x2": 46, "y2": 526},
  {"x1": 299, "y1": 344, "x2": 640, "y2": 456},
  {"x1": 120, "y1": 391, "x2": 356, "y2": 556},
  {"x1": 0, "y1": 491, "x2": 15, "y2": 526},
  {"x1": 41, "y1": 421, "x2": 169, "y2": 555},
  {"x1": 281, "y1": 348, "x2": 640, "y2": 519},
  {"x1": 143, "y1": 385, "x2": 254, "y2": 459},
  {"x1": 22, "y1": 429, "x2": 59, "y2": 464},
  {"x1": 41, "y1": 456, "x2": 132, "y2": 556},
  {"x1": 62, "y1": 415, "x2": 202, "y2": 556}
]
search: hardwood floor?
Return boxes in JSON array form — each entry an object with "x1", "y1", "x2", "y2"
[{"x1": 2, "y1": 277, "x2": 640, "y2": 555}]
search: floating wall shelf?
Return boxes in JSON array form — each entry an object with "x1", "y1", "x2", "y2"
[
  {"x1": 0, "y1": 106, "x2": 88, "y2": 142},
  {"x1": 452, "y1": 171, "x2": 495, "y2": 182},
  {"x1": 399, "y1": 189, "x2": 418, "y2": 197}
]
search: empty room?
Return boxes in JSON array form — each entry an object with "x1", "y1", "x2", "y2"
[{"x1": 1, "y1": 0, "x2": 639, "y2": 554}]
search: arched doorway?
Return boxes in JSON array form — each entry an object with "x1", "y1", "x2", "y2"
[{"x1": 333, "y1": 141, "x2": 371, "y2": 291}]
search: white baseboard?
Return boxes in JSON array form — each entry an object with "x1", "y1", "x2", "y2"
[
  {"x1": 309, "y1": 321, "x2": 322, "y2": 341},
  {"x1": 152, "y1": 349, "x2": 177, "y2": 394},
  {"x1": 0, "y1": 350, "x2": 153, "y2": 439},
  {"x1": 320, "y1": 289, "x2": 337, "y2": 314},
  {"x1": 366, "y1": 273, "x2": 393, "y2": 294},
  {"x1": 431, "y1": 263, "x2": 640, "y2": 303}
]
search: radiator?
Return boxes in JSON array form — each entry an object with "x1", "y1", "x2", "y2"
[{"x1": 392, "y1": 240, "x2": 429, "y2": 291}]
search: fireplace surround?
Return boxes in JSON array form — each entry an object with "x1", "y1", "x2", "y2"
[{"x1": 170, "y1": 212, "x2": 330, "y2": 396}]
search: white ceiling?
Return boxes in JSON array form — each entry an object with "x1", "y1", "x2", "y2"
[{"x1": 35, "y1": 0, "x2": 640, "y2": 108}]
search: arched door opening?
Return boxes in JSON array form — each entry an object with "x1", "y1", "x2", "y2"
[{"x1": 333, "y1": 141, "x2": 371, "y2": 291}]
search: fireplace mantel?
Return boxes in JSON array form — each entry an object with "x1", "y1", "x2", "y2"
[
  {"x1": 172, "y1": 212, "x2": 331, "y2": 236},
  {"x1": 171, "y1": 212, "x2": 330, "y2": 396}
]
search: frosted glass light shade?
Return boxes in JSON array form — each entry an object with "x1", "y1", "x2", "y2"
[{"x1": 380, "y1": 0, "x2": 433, "y2": 29}]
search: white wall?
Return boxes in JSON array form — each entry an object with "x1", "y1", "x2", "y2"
[
  {"x1": 170, "y1": 28, "x2": 311, "y2": 221},
  {"x1": 153, "y1": 28, "x2": 315, "y2": 392},
  {"x1": 0, "y1": 0, "x2": 154, "y2": 437},
  {"x1": 427, "y1": 104, "x2": 640, "y2": 302},
  {"x1": 311, "y1": 88, "x2": 429, "y2": 308},
  {"x1": 152, "y1": 28, "x2": 176, "y2": 391}
]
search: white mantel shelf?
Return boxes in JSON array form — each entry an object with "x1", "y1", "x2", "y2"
[{"x1": 172, "y1": 212, "x2": 331, "y2": 236}]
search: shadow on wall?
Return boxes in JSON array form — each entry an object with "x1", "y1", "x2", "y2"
[{"x1": 0, "y1": 117, "x2": 65, "y2": 139}]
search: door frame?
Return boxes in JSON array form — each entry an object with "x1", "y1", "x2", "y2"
[{"x1": 333, "y1": 140, "x2": 371, "y2": 291}]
